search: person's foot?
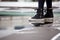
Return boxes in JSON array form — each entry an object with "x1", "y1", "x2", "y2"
[
  {"x1": 29, "y1": 9, "x2": 45, "y2": 26},
  {"x1": 29, "y1": 15, "x2": 45, "y2": 26},
  {"x1": 44, "y1": 17, "x2": 53, "y2": 24},
  {"x1": 32, "y1": 14, "x2": 41, "y2": 19},
  {"x1": 44, "y1": 8, "x2": 54, "y2": 24}
]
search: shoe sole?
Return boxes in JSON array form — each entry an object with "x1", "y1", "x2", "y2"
[
  {"x1": 44, "y1": 18, "x2": 53, "y2": 24},
  {"x1": 29, "y1": 18, "x2": 45, "y2": 23},
  {"x1": 29, "y1": 18, "x2": 45, "y2": 26}
]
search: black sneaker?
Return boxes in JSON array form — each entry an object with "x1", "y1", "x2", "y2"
[
  {"x1": 44, "y1": 17, "x2": 53, "y2": 24},
  {"x1": 44, "y1": 10, "x2": 53, "y2": 24},
  {"x1": 29, "y1": 9, "x2": 44, "y2": 26}
]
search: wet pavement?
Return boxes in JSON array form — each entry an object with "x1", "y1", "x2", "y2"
[
  {"x1": 0, "y1": 16, "x2": 60, "y2": 40},
  {"x1": 0, "y1": 27, "x2": 60, "y2": 40},
  {"x1": 0, "y1": 14, "x2": 60, "y2": 40}
]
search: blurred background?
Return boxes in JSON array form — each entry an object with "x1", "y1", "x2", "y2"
[
  {"x1": 0, "y1": 0, "x2": 60, "y2": 2},
  {"x1": 0, "y1": 0, "x2": 60, "y2": 40},
  {"x1": 0, "y1": 0, "x2": 60, "y2": 28}
]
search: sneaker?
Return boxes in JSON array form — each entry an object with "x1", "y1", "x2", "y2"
[
  {"x1": 44, "y1": 8, "x2": 54, "y2": 24},
  {"x1": 29, "y1": 9, "x2": 45, "y2": 26}
]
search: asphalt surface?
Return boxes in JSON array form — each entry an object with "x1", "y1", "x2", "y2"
[{"x1": 0, "y1": 14, "x2": 60, "y2": 40}]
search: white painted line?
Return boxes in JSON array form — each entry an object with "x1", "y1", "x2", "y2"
[{"x1": 51, "y1": 33, "x2": 60, "y2": 40}]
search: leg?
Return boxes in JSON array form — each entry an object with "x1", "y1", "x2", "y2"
[
  {"x1": 29, "y1": 0, "x2": 45, "y2": 26},
  {"x1": 32, "y1": 0, "x2": 45, "y2": 19},
  {"x1": 44, "y1": 0, "x2": 53, "y2": 24}
]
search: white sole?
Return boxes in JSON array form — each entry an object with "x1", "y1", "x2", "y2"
[
  {"x1": 44, "y1": 18, "x2": 53, "y2": 22},
  {"x1": 29, "y1": 19, "x2": 45, "y2": 23}
]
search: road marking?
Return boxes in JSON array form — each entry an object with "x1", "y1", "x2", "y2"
[{"x1": 51, "y1": 33, "x2": 60, "y2": 40}]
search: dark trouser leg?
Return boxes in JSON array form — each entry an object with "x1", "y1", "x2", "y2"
[
  {"x1": 32, "y1": 0, "x2": 45, "y2": 19},
  {"x1": 45, "y1": 0, "x2": 53, "y2": 17},
  {"x1": 44, "y1": 0, "x2": 53, "y2": 24}
]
